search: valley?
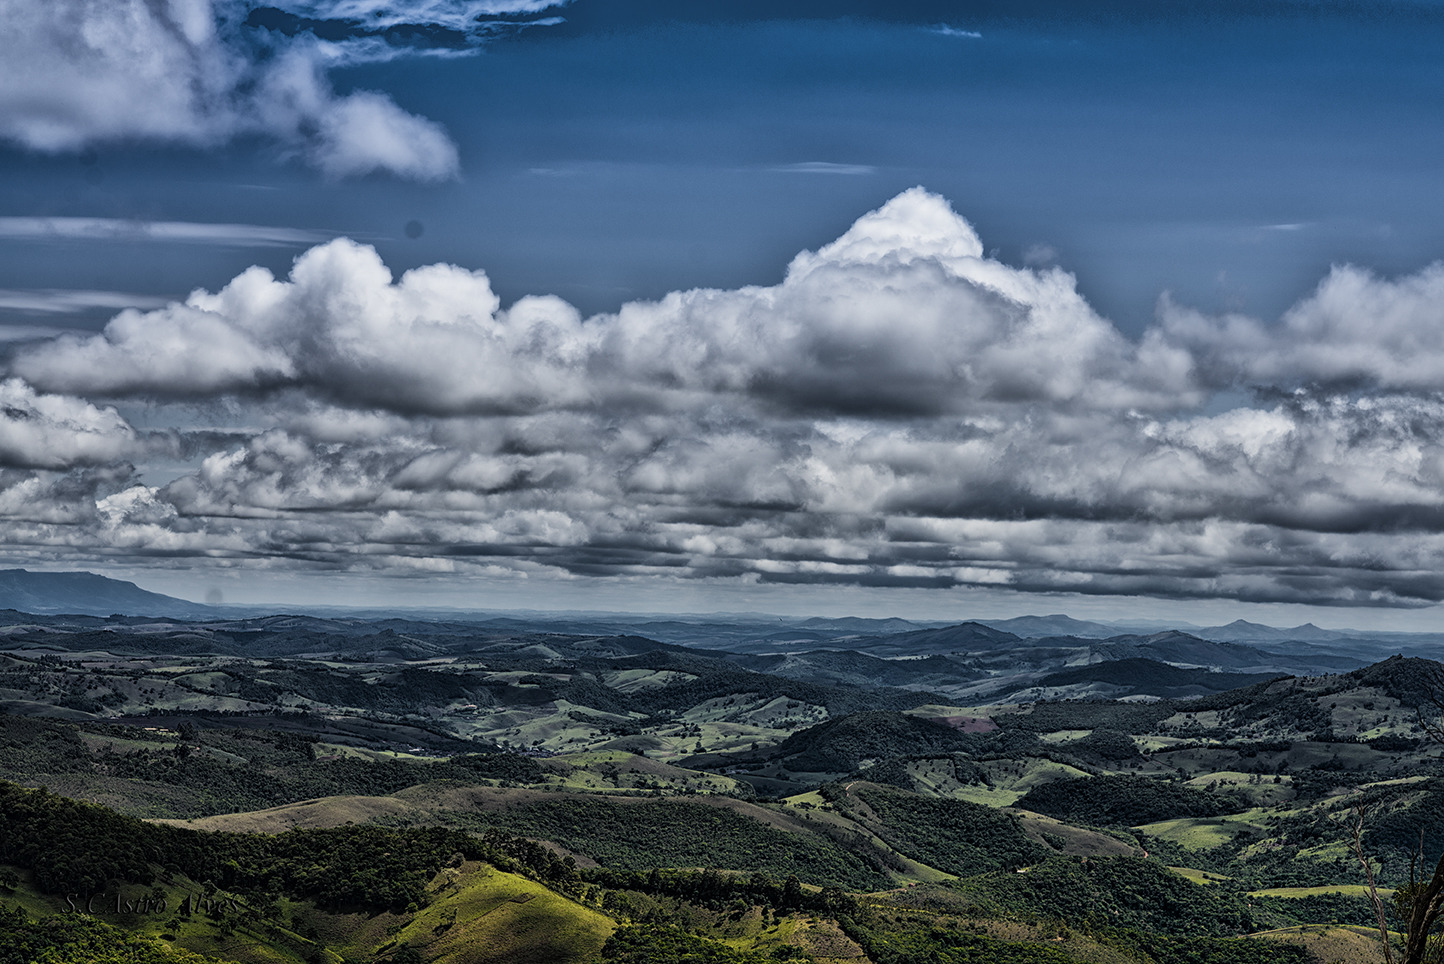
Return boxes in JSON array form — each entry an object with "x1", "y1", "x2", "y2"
[{"x1": 0, "y1": 601, "x2": 1441, "y2": 962}]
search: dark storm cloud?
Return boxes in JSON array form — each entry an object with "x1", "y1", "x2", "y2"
[{"x1": 7, "y1": 189, "x2": 1444, "y2": 607}]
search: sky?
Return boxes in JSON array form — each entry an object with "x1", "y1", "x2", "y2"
[{"x1": 3, "y1": 1, "x2": 1444, "y2": 627}]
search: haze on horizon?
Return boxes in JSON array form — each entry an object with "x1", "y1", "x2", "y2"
[{"x1": 3, "y1": 1, "x2": 1444, "y2": 632}]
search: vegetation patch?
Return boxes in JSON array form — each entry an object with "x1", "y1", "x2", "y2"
[
  {"x1": 951, "y1": 855, "x2": 1256, "y2": 937},
  {"x1": 473, "y1": 796, "x2": 891, "y2": 890},
  {"x1": 826, "y1": 783, "x2": 1048, "y2": 877},
  {"x1": 1016, "y1": 775, "x2": 1232, "y2": 827}
]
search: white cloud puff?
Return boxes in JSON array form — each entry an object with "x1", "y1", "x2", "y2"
[
  {"x1": 1162, "y1": 263, "x2": 1444, "y2": 392},
  {"x1": 0, "y1": 0, "x2": 562, "y2": 178},
  {"x1": 600, "y1": 188, "x2": 1194, "y2": 414},
  {"x1": 0, "y1": 378, "x2": 137, "y2": 469},
  {"x1": 15, "y1": 299, "x2": 297, "y2": 397},
  {"x1": 0, "y1": 0, "x2": 241, "y2": 151},
  {"x1": 310, "y1": 90, "x2": 459, "y2": 180},
  {"x1": 14, "y1": 239, "x2": 590, "y2": 411}
]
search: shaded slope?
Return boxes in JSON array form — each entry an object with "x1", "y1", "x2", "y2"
[
  {"x1": 1031, "y1": 658, "x2": 1280, "y2": 699},
  {"x1": 0, "y1": 569, "x2": 212, "y2": 618}
]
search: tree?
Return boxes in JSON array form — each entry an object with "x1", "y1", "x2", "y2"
[
  {"x1": 1350, "y1": 806, "x2": 1403, "y2": 964},
  {"x1": 1393, "y1": 842, "x2": 1444, "y2": 964},
  {"x1": 781, "y1": 874, "x2": 802, "y2": 909}
]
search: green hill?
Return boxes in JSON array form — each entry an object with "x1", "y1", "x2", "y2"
[
  {"x1": 1016, "y1": 775, "x2": 1230, "y2": 827},
  {"x1": 954, "y1": 855, "x2": 1256, "y2": 936},
  {"x1": 765, "y1": 711, "x2": 977, "y2": 773}
]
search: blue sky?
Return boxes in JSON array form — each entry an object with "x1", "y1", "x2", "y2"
[
  {"x1": 11, "y1": 1, "x2": 1444, "y2": 326},
  {"x1": 2, "y1": 0, "x2": 1444, "y2": 627}
]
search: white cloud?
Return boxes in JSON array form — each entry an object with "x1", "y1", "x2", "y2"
[
  {"x1": 930, "y1": 25, "x2": 982, "y2": 39},
  {"x1": 12, "y1": 189, "x2": 1195, "y2": 418},
  {"x1": 0, "y1": 217, "x2": 331, "y2": 246},
  {"x1": 276, "y1": 1, "x2": 566, "y2": 34},
  {"x1": 0, "y1": 0, "x2": 565, "y2": 179},
  {"x1": 0, "y1": 0, "x2": 242, "y2": 151},
  {"x1": 10, "y1": 189, "x2": 1444, "y2": 609},
  {"x1": 310, "y1": 90, "x2": 459, "y2": 180},
  {"x1": 1162, "y1": 263, "x2": 1444, "y2": 392},
  {"x1": 0, "y1": 379, "x2": 137, "y2": 469},
  {"x1": 15, "y1": 295, "x2": 298, "y2": 397},
  {"x1": 0, "y1": 290, "x2": 170, "y2": 315},
  {"x1": 596, "y1": 188, "x2": 1196, "y2": 414},
  {"x1": 771, "y1": 162, "x2": 877, "y2": 176}
]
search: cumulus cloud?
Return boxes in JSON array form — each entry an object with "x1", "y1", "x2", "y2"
[
  {"x1": 15, "y1": 189, "x2": 1194, "y2": 418},
  {"x1": 14, "y1": 241, "x2": 595, "y2": 410},
  {"x1": 1163, "y1": 263, "x2": 1444, "y2": 392},
  {"x1": 10, "y1": 188, "x2": 1444, "y2": 609},
  {"x1": 0, "y1": 0, "x2": 566, "y2": 179},
  {"x1": 0, "y1": 0, "x2": 241, "y2": 151},
  {"x1": 0, "y1": 379, "x2": 137, "y2": 469},
  {"x1": 16, "y1": 297, "x2": 298, "y2": 398}
]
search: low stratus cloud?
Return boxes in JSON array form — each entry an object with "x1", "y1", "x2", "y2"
[
  {"x1": 0, "y1": 0, "x2": 566, "y2": 179},
  {"x1": 6, "y1": 188, "x2": 1444, "y2": 608}
]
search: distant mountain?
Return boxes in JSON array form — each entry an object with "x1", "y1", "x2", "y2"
[
  {"x1": 796, "y1": 615, "x2": 925, "y2": 634},
  {"x1": 0, "y1": 569, "x2": 212, "y2": 618},
  {"x1": 1028, "y1": 658, "x2": 1280, "y2": 700},
  {"x1": 1090, "y1": 631, "x2": 1363, "y2": 674},
  {"x1": 850, "y1": 621, "x2": 1025, "y2": 656},
  {"x1": 1195, "y1": 619, "x2": 1349, "y2": 643},
  {"x1": 735, "y1": 649, "x2": 981, "y2": 690},
  {"x1": 978, "y1": 614, "x2": 1120, "y2": 638}
]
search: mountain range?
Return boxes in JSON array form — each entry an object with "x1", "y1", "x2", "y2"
[{"x1": 2, "y1": 568, "x2": 1440, "y2": 674}]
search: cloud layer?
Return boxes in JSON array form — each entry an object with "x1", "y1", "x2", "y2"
[
  {"x1": 0, "y1": 0, "x2": 565, "y2": 179},
  {"x1": 6, "y1": 188, "x2": 1444, "y2": 608}
]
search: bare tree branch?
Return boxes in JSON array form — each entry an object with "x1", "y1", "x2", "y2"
[{"x1": 1352, "y1": 804, "x2": 1396, "y2": 964}]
